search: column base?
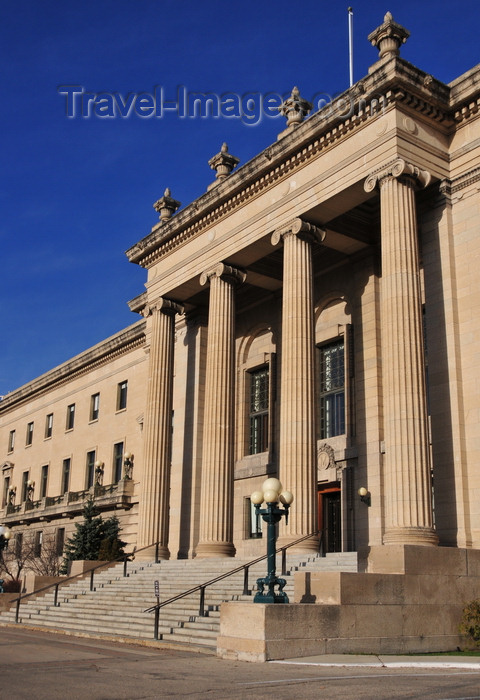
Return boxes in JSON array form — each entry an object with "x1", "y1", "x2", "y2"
[
  {"x1": 195, "y1": 541, "x2": 236, "y2": 558},
  {"x1": 135, "y1": 544, "x2": 170, "y2": 561},
  {"x1": 383, "y1": 526, "x2": 439, "y2": 547}
]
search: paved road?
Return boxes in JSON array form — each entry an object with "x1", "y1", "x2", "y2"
[{"x1": 0, "y1": 626, "x2": 479, "y2": 700}]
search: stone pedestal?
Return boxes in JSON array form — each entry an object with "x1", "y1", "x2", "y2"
[{"x1": 217, "y1": 546, "x2": 480, "y2": 662}]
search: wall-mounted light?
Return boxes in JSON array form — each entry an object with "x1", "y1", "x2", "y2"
[
  {"x1": 123, "y1": 452, "x2": 134, "y2": 480},
  {"x1": 26, "y1": 480, "x2": 35, "y2": 502},
  {"x1": 358, "y1": 487, "x2": 371, "y2": 506},
  {"x1": 94, "y1": 460, "x2": 104, "y2": 486}
]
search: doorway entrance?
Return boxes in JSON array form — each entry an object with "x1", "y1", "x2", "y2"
[{"x1": 318, "y1": 482, "x2": 341, "y2": 553}]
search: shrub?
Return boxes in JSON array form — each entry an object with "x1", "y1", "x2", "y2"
[{"x1": 459, "y1": 599, "x2": 480, "y2": 648}]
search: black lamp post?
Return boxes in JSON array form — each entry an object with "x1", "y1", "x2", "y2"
[{"x1": 250, "y1": 478, "x2": 294, "y2": 604}]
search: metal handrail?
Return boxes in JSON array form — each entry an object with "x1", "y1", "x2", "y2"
[
  {"x1": 144, "y1": 530, "x2": 322, "y2": 640},
  {"x1": 11, "y1": 540, "x2": 164, "y2": 623}
]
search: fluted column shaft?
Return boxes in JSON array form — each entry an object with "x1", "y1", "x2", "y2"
[
  {"x1": 137, "y1": 299, "x2": 183, "y2": 559},
  {"x1": 272, "y1": 219, "x2": 325, "y2": 552},
  {"x1": 196, "y1": 263, "x2": 245, "y2": 557},
  {"x1": 366, "y1": 159, "x2": 437, "y2": 545}
]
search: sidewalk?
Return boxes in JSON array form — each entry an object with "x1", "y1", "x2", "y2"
[{"x1": 274, "y1": 653, "x2": 480, "y2": 668}]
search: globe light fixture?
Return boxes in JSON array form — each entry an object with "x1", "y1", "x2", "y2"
[{"x1": 250, "y1": 478, "x2": 294, "y2": 604}]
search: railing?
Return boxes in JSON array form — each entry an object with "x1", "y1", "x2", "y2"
[
  {"x1": 11, "y1": 540, "x2": 165, "y2": 624},
  {"x1": 144, "y1": 530, "x2": 322, "y2": 641}
]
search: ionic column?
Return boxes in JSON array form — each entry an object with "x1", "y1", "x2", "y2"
[
  {"x1": 272, "y1": 219, "x2": 326, "y2": 551},
  {"x1": 137, "y1": 298, "x2": 183, "y2": 559},
  {"x1": 196, "y1": 263, "x2": 246, "y2": 557},
  {"x1": 365, "y1": 159, "x2": 438, "y2": 546}
]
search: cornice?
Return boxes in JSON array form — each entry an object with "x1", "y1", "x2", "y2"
[
  {"x1": 0, "y1": 321, "x2": 146, "y2": 412},
  {"x1": 439, "y1": 166, "x2": 480, "y2": 198},
  {"x1": 125, "y1": 57, "x2": 467, "y2": 270}
]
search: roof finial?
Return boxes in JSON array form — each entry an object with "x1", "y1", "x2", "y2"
[
  {"x1": 368, "y1": 11, "x2": 410, "y2": 61},
  {"x1": 153, "y1": 188, "x2": 181, "y2": 223}
]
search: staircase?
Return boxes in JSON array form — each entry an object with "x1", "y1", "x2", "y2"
[{"x1": 0, "y1": 552, "x2": 358, "y2": 652}]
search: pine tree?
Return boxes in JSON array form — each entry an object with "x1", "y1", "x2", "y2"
[{"x1": 60, "y1": 499, "x2": 125, "y2": 574}]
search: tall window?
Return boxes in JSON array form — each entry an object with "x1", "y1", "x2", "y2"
[
  {"x1": 40, "y1": 465, "x2": 49, "y2": 498},
  {"x1": 56, "y1": 527, "x2": 65, "y2": 556},
  {"x1": 15, "y1": 532, "x2": 23, "y2": 558},
  {"x1": 66, "y1": 404, "x2": 75, "y2": 431},
  {"x1": 117, "y1": 381, "x2": 128, "y2": 411},
  {"x1": 319, "y1": 340, "x2": 345, "y2": 439},
  {"x1": 90, "y1": 393, "x2": 100, "y2": 421},
  {"x1": 8, "y1": 430, "x2": 15, "y2": 453},
  {"x1": 2, "y1": 476, "x2": 10, "y2": 508},
  {"x1": 26, "y1": 422, "x2": 34, "y2": 446},
  {"x1": 86, "y1": 450, "x2": 96, "y2": 489},
  {"x1": 113, "y1": 442, "x2": 124, "y2": 483},
  {"x1": 34, "y1": 531, "x2": 43, "y2": 558},
  {"x1": 21, "y1": 471, "x2": 29, "y2": 502},
  {"x1": 244, "y1": 497, "x2": 262, "y2": 539},
  {"x1": 249, "y1": 366, "x2": 269, "y2": 455},
  {"x1": 45, "y1": 413, "x2": 53, "y2": 439},
  {"x1": 62, "y1": 458, "x2": 71, "y2": 494}
]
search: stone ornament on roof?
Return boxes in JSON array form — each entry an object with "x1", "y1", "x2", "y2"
[
  {"x1": 153, "y1": 187, "x2": 181, "y2": 223},
  {"x1": 279, "y1": 86, "x2": 312, "y2": 129},
  {"x1": 368, "y1": 11, "x2": 410, "y2": 60},
  {"x1": 208, "y1": 143, "x2": 240, "y2": 189}
]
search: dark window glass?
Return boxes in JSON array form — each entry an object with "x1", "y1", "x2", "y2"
[
  {"x1": 90, "y1": 393, "x2": 100, "y2": 421},
  {"x1": 66, "y1": 404, "x2": 75, "y2": 431},
  {"x1": 56, "y1": 528, "x2": 65, "y2": 556},
  {"x1": 249, "y1": 367, "x2": 269, "y2": 455},
  {"x1": 117, "y1": 381, "x2": 128, "y2": 411},
  {"x1": 8, "y1": 430, "x2": 15, "y2": 453},
  {"x1": 113, "y1": 442, "x2": 124, "y2": 483},
  {"x1": 319, "y1": 340, "x2": 345, "y2": 439},
  {"x1": 40, "y1": 465, "x2": 48, "y2": 498},
  {"x1": 86, "y1": 451, "x2": 96, "y2": 489},
  {"x1": 26, "y1": 422, "x2": 34, "y2": 446},
  {"x1": 21, "y1": 471, "x2": 29, "y2": 502},
  {"x1": 62, "y1": 458, "x2": 71, "y2": 494},
  {"x1": 45, "y1": 413, "x2": 53, "y2": 439}
]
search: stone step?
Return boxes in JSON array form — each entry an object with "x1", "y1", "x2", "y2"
[{"x1": 0, "y1": 551, "x2": 358, "y2": 652}]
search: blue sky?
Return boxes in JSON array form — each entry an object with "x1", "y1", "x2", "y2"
[{"x1": 1, "y1": 0, "x2": 479, "y2": 396}]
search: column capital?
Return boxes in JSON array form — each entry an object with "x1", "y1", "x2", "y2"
[
  {"x1": 271, "y1": 218, "x2": 326, "y2": 246},
  {"x1": 143, "y1": 297, "x2": 184, "y2": 318},
  {"x1": 364, "y1": 158, "x2": 431, "y2": 193},
  {"x1": 199, "y1": 262, "x2": 246, "y2": 288}
]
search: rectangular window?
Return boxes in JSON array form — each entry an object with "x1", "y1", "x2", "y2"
[
  {"x1": 319, "y1": 340, "x2": 345, "y2": 439},
  {"x1": 113, "y1": 442, "x2": 124, "y2": 484},
  {"x1": 56, "y1": 528, "x2": 65, "y2": 557},
  {"x1": 249, "y1": 367, "x2": 269, "y2": 455},
  {"x1": 62, "y1": 458, "x2": 71, "y2": 495},
  {"x1": 45, "y1": 413, "x2": 53, "y2": 439},
  {"x1": 90, "y1": 393, "x2": 100, "y2": 422},
  {"x1": 117, "y1": 381, "x2": 128, "y2": 411},
  {"x1": 26, "y1": 422, "x2": 34, "y2": 446},
  {"x1": 34, "y1": 530, "x2": 43, "y2": 558},
  {"x1": 244, "y1": 497, "x2": 262, "y2": 539},
  {"x1": 40, "y1": 465, "x2": 49, "y2": 499},
  {"x1": 86, "y1": 450, "x2": 96, "y2": 489},
  {"x1": 21, "y1": 471, "x2": 29, "y2": 502},
  {"x1": 15, "y1": 532, "x2": 23, "y2": 558},
  {"x1": 2, "y1": 476, "x2": 10, "y2": 508},
  {"x1": 8, "y1": 430, "x2": 15, "y2": 453},
  {"x1": 66, "y1": 404, "x2": 75, "y2": 431}
]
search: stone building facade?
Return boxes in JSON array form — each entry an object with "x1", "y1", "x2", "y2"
[{"x1": 1, "y1": 13, "x2": 480, "y2": 570}]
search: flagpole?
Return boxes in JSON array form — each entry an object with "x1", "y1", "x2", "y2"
[{"x1": 348, "y1": 7, "x2": 354, "y2": 87}]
